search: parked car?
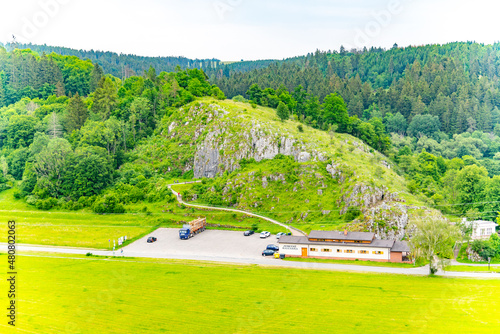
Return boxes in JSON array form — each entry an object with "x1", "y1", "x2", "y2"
[
  {"x1": 243, "y1": 230, "x2": 255, "y2": 236},
  {"x1": 260, "y1": 231, "x2": 271, "y2": 238},
  {"x1": 147, "y1": 237, "x2": 157, "y2": 243},
  {"x1": 262, "y1": 249, "x2": 276, "y2": 256},
  {"x1": 266, "y1": 244, "x2": 279, "y2": 251},
  {"x1": 276, "y1": 232, "x2": 286, "y2": 239}
]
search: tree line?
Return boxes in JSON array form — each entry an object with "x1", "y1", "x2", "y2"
[
  {"x1": 0, "y1": 46, "x2": 224, "y2": 211},
  {"x1": 211, "y1": 42, "x2": 500, "y2": 138}
]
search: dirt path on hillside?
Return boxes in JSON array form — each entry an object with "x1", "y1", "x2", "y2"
[{"x1": 168, "y1": 181, "x2": 306, "y2": 236}]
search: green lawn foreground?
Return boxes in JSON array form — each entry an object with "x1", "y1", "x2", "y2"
[
  {"x1": 0, "y1": 189, "x2": 281, "y2": 249},
  {"x1": 1, "y1": 253, "x2": 498, "y2": 334},
  {"x1": 445, "y1": 265, "x2": 500, "y2": 273},
  {"x1": 283, "y1": 256, "x2": 422, "y2": 268}
]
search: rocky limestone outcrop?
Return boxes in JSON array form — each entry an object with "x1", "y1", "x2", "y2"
[
  {"x1": 466, "y1": 247, "x2": 485, "y2": 262},
  {"x1": 339, "y1": 182, "x2": 411, "y2": 240},
  {"x1": 193, "y1": 112, "x2": 328, "y2": 178}
]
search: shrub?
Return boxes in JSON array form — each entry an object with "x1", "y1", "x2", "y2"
[
  {"x1": 232, "y1": 95, "x2": 246, "y2": 103},
  {"x1": 35, "y1": 197, "x2": 58, "y2": 210},
  {"x1": 92, "y1": 194, "x2": 126, "y2": 214},
  {"x1": 297, "y1": 124, "x2": 304, "y2": 132},
  {"x1": 13, "y1": 190, "x2": 24, "y2": 199},
  {"x1": 344, "y1": 206, "x2": 362, "y2": 222}
]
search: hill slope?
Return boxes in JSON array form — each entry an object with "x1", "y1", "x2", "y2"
[{"x1": 133, "y1": 98, "x2": 438, "y2": 238}]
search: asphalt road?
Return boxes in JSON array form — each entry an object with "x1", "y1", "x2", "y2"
[{"x1": 4, "y1": 242, "x2": 499, "y2": 279}]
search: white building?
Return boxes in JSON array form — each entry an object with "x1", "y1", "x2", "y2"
[
  {"x1": 279, "y1": 230, "x2": 411, "y2": 263},
  {"x1": 465, "y1": 220, "x2": 499, "y2": 240}
]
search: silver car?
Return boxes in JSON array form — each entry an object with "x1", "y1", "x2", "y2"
[{"x1": 260, "y1": 231, "x2": 271, "y2": 238}]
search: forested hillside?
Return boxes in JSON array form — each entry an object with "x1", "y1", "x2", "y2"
[
  {"x1": 1, "y1": 42, "x2": 221, "y2": 80},
  {"x1": 0, "y1": 45, "x2": 225, "y2": 212},
  {"x1": 1, "y1": 42, "x2": 500, "y2": 231},
  {"x1": 213, "y1": 42, "x2": 500, "y2": 135}
]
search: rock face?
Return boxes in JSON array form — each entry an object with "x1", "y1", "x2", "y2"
[
  {"x1": 466, "y1": 247, "x2": 484, "y2": 262},
  {"x1": 192, "y1": 109, "x2": 327, "y2": 178},
  {"x1": 340, "y1": 183, "x2": 412, "y2": 240}
]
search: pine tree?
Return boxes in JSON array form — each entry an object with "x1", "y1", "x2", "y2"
[
  {"x1": 92, "y1": 77, "x2": 118, "y2": 121},
  {"x1": 0, "y1": 156, "x2": 8, "y2": 177},
  {"x1": 277, "y1": 101, "x2": 289, "y2": 121},
  {"x1": 64, "y1": 93, "x2": 88, "y2": 132},
  {"x1": 90, "y1": 63, "x2": 104, "y2": 92},
  {"x1": 0, "y1": 79, "x2": 5, "y2": 107},
  {"x1": 47, "y1": 112, "x2": 63, "y2": 139}
]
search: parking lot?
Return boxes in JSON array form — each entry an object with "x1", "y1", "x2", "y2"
[{"x1": 122, "y1": 228, "x2": 280, "y2": 260}]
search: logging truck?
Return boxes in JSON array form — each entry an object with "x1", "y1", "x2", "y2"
[{"x1": 179, "y1": 217, "x2": 207, "y2": 240}]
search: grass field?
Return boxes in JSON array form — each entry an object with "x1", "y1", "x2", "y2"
[
  {"x1": 283, "y1": 256, "x2": 422, "y2": 268},
  {"x1": 1, "y1": 253, "x2": 498, "y2": 334},
  {"x1": 445, "y1": 265, "x2": 500, "y2": 273},
  {"x1": 0, "y1": 189, "x2": 285, "y2": 249}
]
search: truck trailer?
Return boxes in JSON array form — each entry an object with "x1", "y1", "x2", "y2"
[{"x1": 179, "y1": 217, "x2": 207, "y2": 239}]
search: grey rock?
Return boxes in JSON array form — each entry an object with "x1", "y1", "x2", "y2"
[{"x1": 298, "y1": 152, "x2": 311, "y2": 162}]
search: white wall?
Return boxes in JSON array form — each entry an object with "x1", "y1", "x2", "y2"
[
  {"x1": 471, "y1": 221, "x2": 498, "y2": 240},
  {"x1": 280, "y1": 243, "x2": 391, "y2": 261},
  {"x1": 279, "y1": 244, "x2": 303, "y2": 257}
]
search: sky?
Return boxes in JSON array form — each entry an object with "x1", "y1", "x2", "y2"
[{"x1": 1, "y1": 0, "x2": 499, "y2": 61}]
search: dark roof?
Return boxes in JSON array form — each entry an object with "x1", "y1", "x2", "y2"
[
  {"x1": 279, "y1": 235, "x2": 309, "y2": 244},
  {"x1": 371, "y1": 240, "x2": 395, "y2": 248},
  {"x1": 308, "y1": 230, "x2": 375, "y2": 242},
  {"x1": 391, "y1": 241, "x2": 410, "y2": 252},
  {"x1": 279, "y1": 236, "x2": 395, "y2": 249}
]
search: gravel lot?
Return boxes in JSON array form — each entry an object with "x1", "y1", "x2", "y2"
[{"x1": 122, "y1": 228, "x2": 280, "y2": 260}]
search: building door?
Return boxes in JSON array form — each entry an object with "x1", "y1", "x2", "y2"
[{"x1": 301, "y1": 248, "x2": 308, "y2": 257}]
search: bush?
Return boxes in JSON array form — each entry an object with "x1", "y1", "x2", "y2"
[
  {"x1": 232, "y1": 95, "x2": 246, "y2": 103},
  {"x1": 13, "y1": 190, "x2": 25, "y2": 199},
  {"x1": 297, "y1": 124, "x2": 304, "y2": 132},
  {"x1": 92, "y1": 194, "x2": 126, "y2": 214},
  {"x1": 344, "y1": 206, "x2": 362, "y2": 222},
  {"x1": 26, "y1": 195, "x2": 37, "y2": 206},
  {"x1": 35, "y1": 197, "x2": 58, "y2": 210},
  {"x1": 78, "y1": 195, "x2": 96, "y2": 208}
]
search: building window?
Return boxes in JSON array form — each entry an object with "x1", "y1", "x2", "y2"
[
  {"x1": 373, "y1": 251, "x2": 384, "y2": 255},
  {"x1": 321, "y1": 248, "x2": 332, "y2": 252},
  {"x1": 481, "y1": 229, "x2": 485, "y2": 235},
  {"x1": 337, "y1": 249, "x2": 342, "y2": 253},
  {"x1": 487, "y1": 228, "x2": 492, "y2": 234},
  {"x1": 310, "y1": 248, "x2": 317, "y2": 252},
  {"x1": 358, "y1": 250, "x2": 368, "y2": 254},
  {"x1": 344, "y1": 250, "x2": 353, "y2": 254}
]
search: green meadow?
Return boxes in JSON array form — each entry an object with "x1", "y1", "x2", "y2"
[
  {"x1": 1, "y1": 253, "x2": 498, "y2": 334},
  {"x1": 445, "y1": 265, "x2": 500, "y2": 273}
]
